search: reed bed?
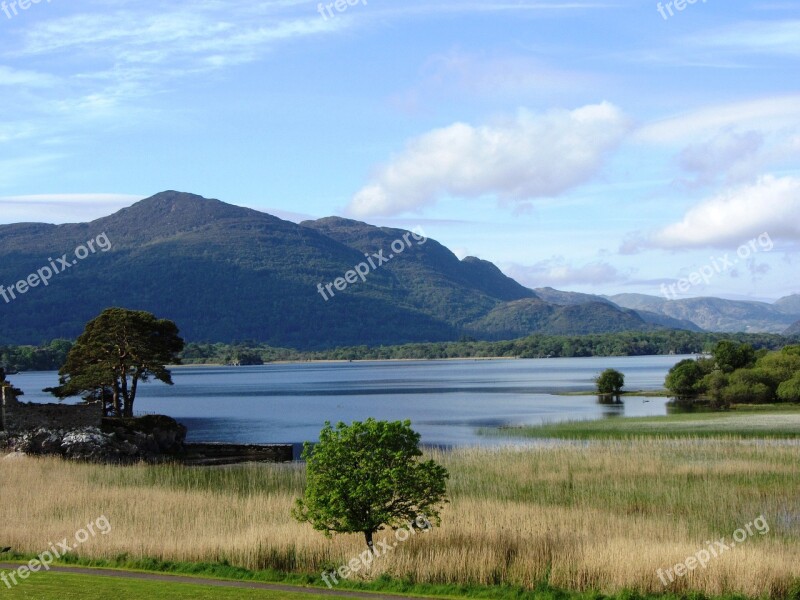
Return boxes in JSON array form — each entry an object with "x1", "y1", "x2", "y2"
[{"x1": 1, "y1": 439, "x2": 798, "y2": 597}]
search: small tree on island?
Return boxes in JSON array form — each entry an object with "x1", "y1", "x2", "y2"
[
  {"x1": 46, "y1": 308, "x2": 184, "y2": 417},
  {"x1": 595, "y1": 368, "x2": 625, "y2": 395},
  {"x1": 292, "y1": 419, "x2": 449, "y2": 552}
]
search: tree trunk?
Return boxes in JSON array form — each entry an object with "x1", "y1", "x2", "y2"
[
  {"x1": 125, "y1": 373, "x2": 140, "y2": 418},
  {"x1": 119, "y1": 369, "x2": 132, "y2": 417},
  {"x1": 364, "y1": 530, "x2": 375, "y2": 553},
  {"x1": 112, "y1": 379, "x2": 122, "y2": 417}
]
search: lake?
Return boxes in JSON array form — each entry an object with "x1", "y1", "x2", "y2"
[{"x1": 9, "y1": 355, "x2": 689, "y2": 448}]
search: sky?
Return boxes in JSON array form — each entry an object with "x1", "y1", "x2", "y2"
[{"x1": 0, "y1": 0, "x2": 798, "y2": 302}]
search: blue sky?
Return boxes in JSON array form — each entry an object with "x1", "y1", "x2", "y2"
[{"x1": 1, "y1": 0, "x2": 798, "y2": 301}]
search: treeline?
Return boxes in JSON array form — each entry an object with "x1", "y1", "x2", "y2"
[
  {"x1": 182, "y1": 331, "x2": 793, "y2": 364},
  {"x1": 4, "y1": 331, "x2": 798, "y2": 372},
  {"x1": 665, "y1": 341, "x2": 800, "y2": 406},
  {"x1": 0, "y1": 339, "x2": 73, "y2": 372}
]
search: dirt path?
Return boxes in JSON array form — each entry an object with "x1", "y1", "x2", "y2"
[{"x1": 0, "y1": 563, "x2": 431, "y2": 599}]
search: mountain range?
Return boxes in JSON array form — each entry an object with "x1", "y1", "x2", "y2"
[{"x1": 0, "y1": 191, "x2": 798, "y2": 348}]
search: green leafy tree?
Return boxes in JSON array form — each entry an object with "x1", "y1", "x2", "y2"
[
  {"x1": 755, "y1": 351, "x2": 800, "y2": 383},
  {"x1": 726, "y1": 368, "x2": 779, "y2": 402},
  {"x1": 721, "y1": 381, "x2": 773, "y2": 404},
  {"x1": 292, "y1": 419, "x2": 449, "y2": 552},
  {"x1": 701, "y1": 369, "x2": 729, "y2": 408},
  {"x1": 595, "y1": 368, "x2": 625, "y2": 395},
  {"x1": 665, "y1": 359, "x2": 706, "y2": 398},
  {"x1": 712, "y1": 341, "x2": 756, "y2": 373},
  {"x1": 777, "y1": 374, "x2": 800, "y2": 402},
  {"x1": 46, "y1": 308, "x2": 184, "y2": 417}
]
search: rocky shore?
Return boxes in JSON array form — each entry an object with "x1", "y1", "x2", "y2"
[{"x1": 0, "y1": 415, "x2": 186, "y2": 463}]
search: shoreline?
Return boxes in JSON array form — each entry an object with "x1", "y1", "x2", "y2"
[{"x1": 174, "y1": 355, "x2": 523, "y2": 368}]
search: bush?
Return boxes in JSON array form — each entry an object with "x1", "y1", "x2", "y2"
[
  {"x1": 595, "y1": 369, "x2": 625, "y2": 395},
  {"x1": 721, "y1": 381, "x2": 773, "y2": 404},
  {"x1": 665, "y1": 359, "x2": 706, "y2": 398},
  {"x1": 755, "y1": 352, "x2": 800, "y2": 382},
  {"x1": 701, "y1": 370, "x2": 729, "y2": 408},
  {"x1": 712, "y1": 341, "x2": 756, "y2": 373},
  {"x1": 777, "y1": 374, "x2": 800, "y2": 402}
]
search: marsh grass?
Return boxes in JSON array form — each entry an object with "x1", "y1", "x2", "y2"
[
  {"x1": 1, "y1": 440, "x2": 798, "y2": 598},
  {"x1": 483, "y1": 408, "x2": 800, "y2": 439}
]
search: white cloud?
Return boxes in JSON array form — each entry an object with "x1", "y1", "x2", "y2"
[
  {"x1": 505, "y1": 257, "x2": 625, "y2": 288},
  {"x1": 0, "y1": 193, "x2": 142, "y2": 224},
  {"x1": 635, "y1": 95, "x2": 800, "y2": 145},
  {"x1": 626, "y1": 175, "x2": 800, "y2": 251},
  {"x1": 677, "y1": 130, "x2": 765, "y2": 186},
  {"x1": 348, "y1": 102, "x2": 630, "y2": 217},
  {"x1": 391, "y1": 49, "x2": 600, "y2": 112},
  {"x1": 0, "y1": 66, "x2": 57, "y2": 87},
  {"x1": 687, "y1": 20, "x2": 800, "y2": 57},
  {"x1": 367, "y1": 1, "x2": 623, "y2": 20}
]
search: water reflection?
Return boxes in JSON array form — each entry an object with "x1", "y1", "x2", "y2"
[{"x1": 9, "y1": 356, "x2": 690, "y2": 446}]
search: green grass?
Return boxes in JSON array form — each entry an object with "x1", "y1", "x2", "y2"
[
  {"x1": 1, "y1": 567, "x2": 789, "y2": 600},
  {"x1": 557, "y1": 390, "x2": 671, "y2": 397},
  {"x1": 0, "y1": 571, "x2": 335, "y2": 599},
  {"x1": 484, "y1": 405, "x2": 800, "y2": 439}
]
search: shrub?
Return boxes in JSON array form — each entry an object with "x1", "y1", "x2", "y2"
[{"x1": 595, "y1": 369, "x2": 625, "y2": 395}]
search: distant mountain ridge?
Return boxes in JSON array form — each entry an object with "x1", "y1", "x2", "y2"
[
  {"x1": 607, "y1": 293, "x2": 800, "y2": 334},
  {"x1": 535, "y1": 287, "x2": 703, "y2": 332},
  {"x1": 0, "y1": 191, "x2": 792, "y2": 347},
  {"x1": 783, "y1": 319, "x2": 800, "y2": 336}
]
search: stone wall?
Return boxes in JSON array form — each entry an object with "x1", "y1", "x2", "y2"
[{"x1": 1, "y1": 384, "x2": 103, "y2": 433}]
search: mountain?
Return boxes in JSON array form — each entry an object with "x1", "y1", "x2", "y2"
[
  {"x1": 0, "y1": 191, "x2": 699, "y2": 348},
  {"x1": 607, "y1": 293, "x2": 798, "y2": 334},
  {"x1": 464, "y1": 299, "x2": 655, "y2": 340},
  {"x1": 533, "y1": 287, "x2": 613, "y2": 306},
  {"x1": 300, "y1": 217, "x2": 535, "y2": 326},
  {"x1": 0, "y1": 192, "x2": 451, "y2": 347},
  {"x1": 774, "y1": 294, "x2": 800, "y2": 315},
  {"x1": 784, "y1": 320, "x2": 800, "y2": 336},
  {"x1": 535, "y1": 289, "x2": 702, "y2": 332}
]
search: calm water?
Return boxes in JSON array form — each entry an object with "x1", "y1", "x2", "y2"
[{"x1": 10, "y1": 355, "x2": 688, "y2": 448}]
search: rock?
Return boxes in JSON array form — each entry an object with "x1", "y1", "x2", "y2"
[{"x1": 3, "y1": 415, "x2": 187, "y2": 463}]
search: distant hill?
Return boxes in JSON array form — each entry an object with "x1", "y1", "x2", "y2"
[
  {"x1": 533, "y1": 287, "x2": 613, "y2": 306},
  {"x1": 462, "y1": 299, "x2": 655, "y2": 340},
  {"x1": 537, "y1": 289, "x2": 702, "y2": 332},
  {"x1": 0, "y1": 191, "x2": 693, "y2": 348},
  {"x1": 607, "y1": 293, "x2": 798, "y2": 334},
  {"x1": 774, "y1": 294, "x2": 800, "y2": 315},
  {"x1": 784, "y1": 320, "x2": 800, "y2": 336}
]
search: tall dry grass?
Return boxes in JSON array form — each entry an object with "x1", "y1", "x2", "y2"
[{"x1": 1, "y1": 439, "x2": 798, "y2": 597}]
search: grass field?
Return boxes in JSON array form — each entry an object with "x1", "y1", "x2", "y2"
[
  {"x1": 1, "y1": 439, "x2": 799, "y2": 598},
  {"x1": 0, "y1": 571, "x2": 336, "y2": 600},
  {"x1": 484, "y1": 405, "x2": 800, "y2": 439}
]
